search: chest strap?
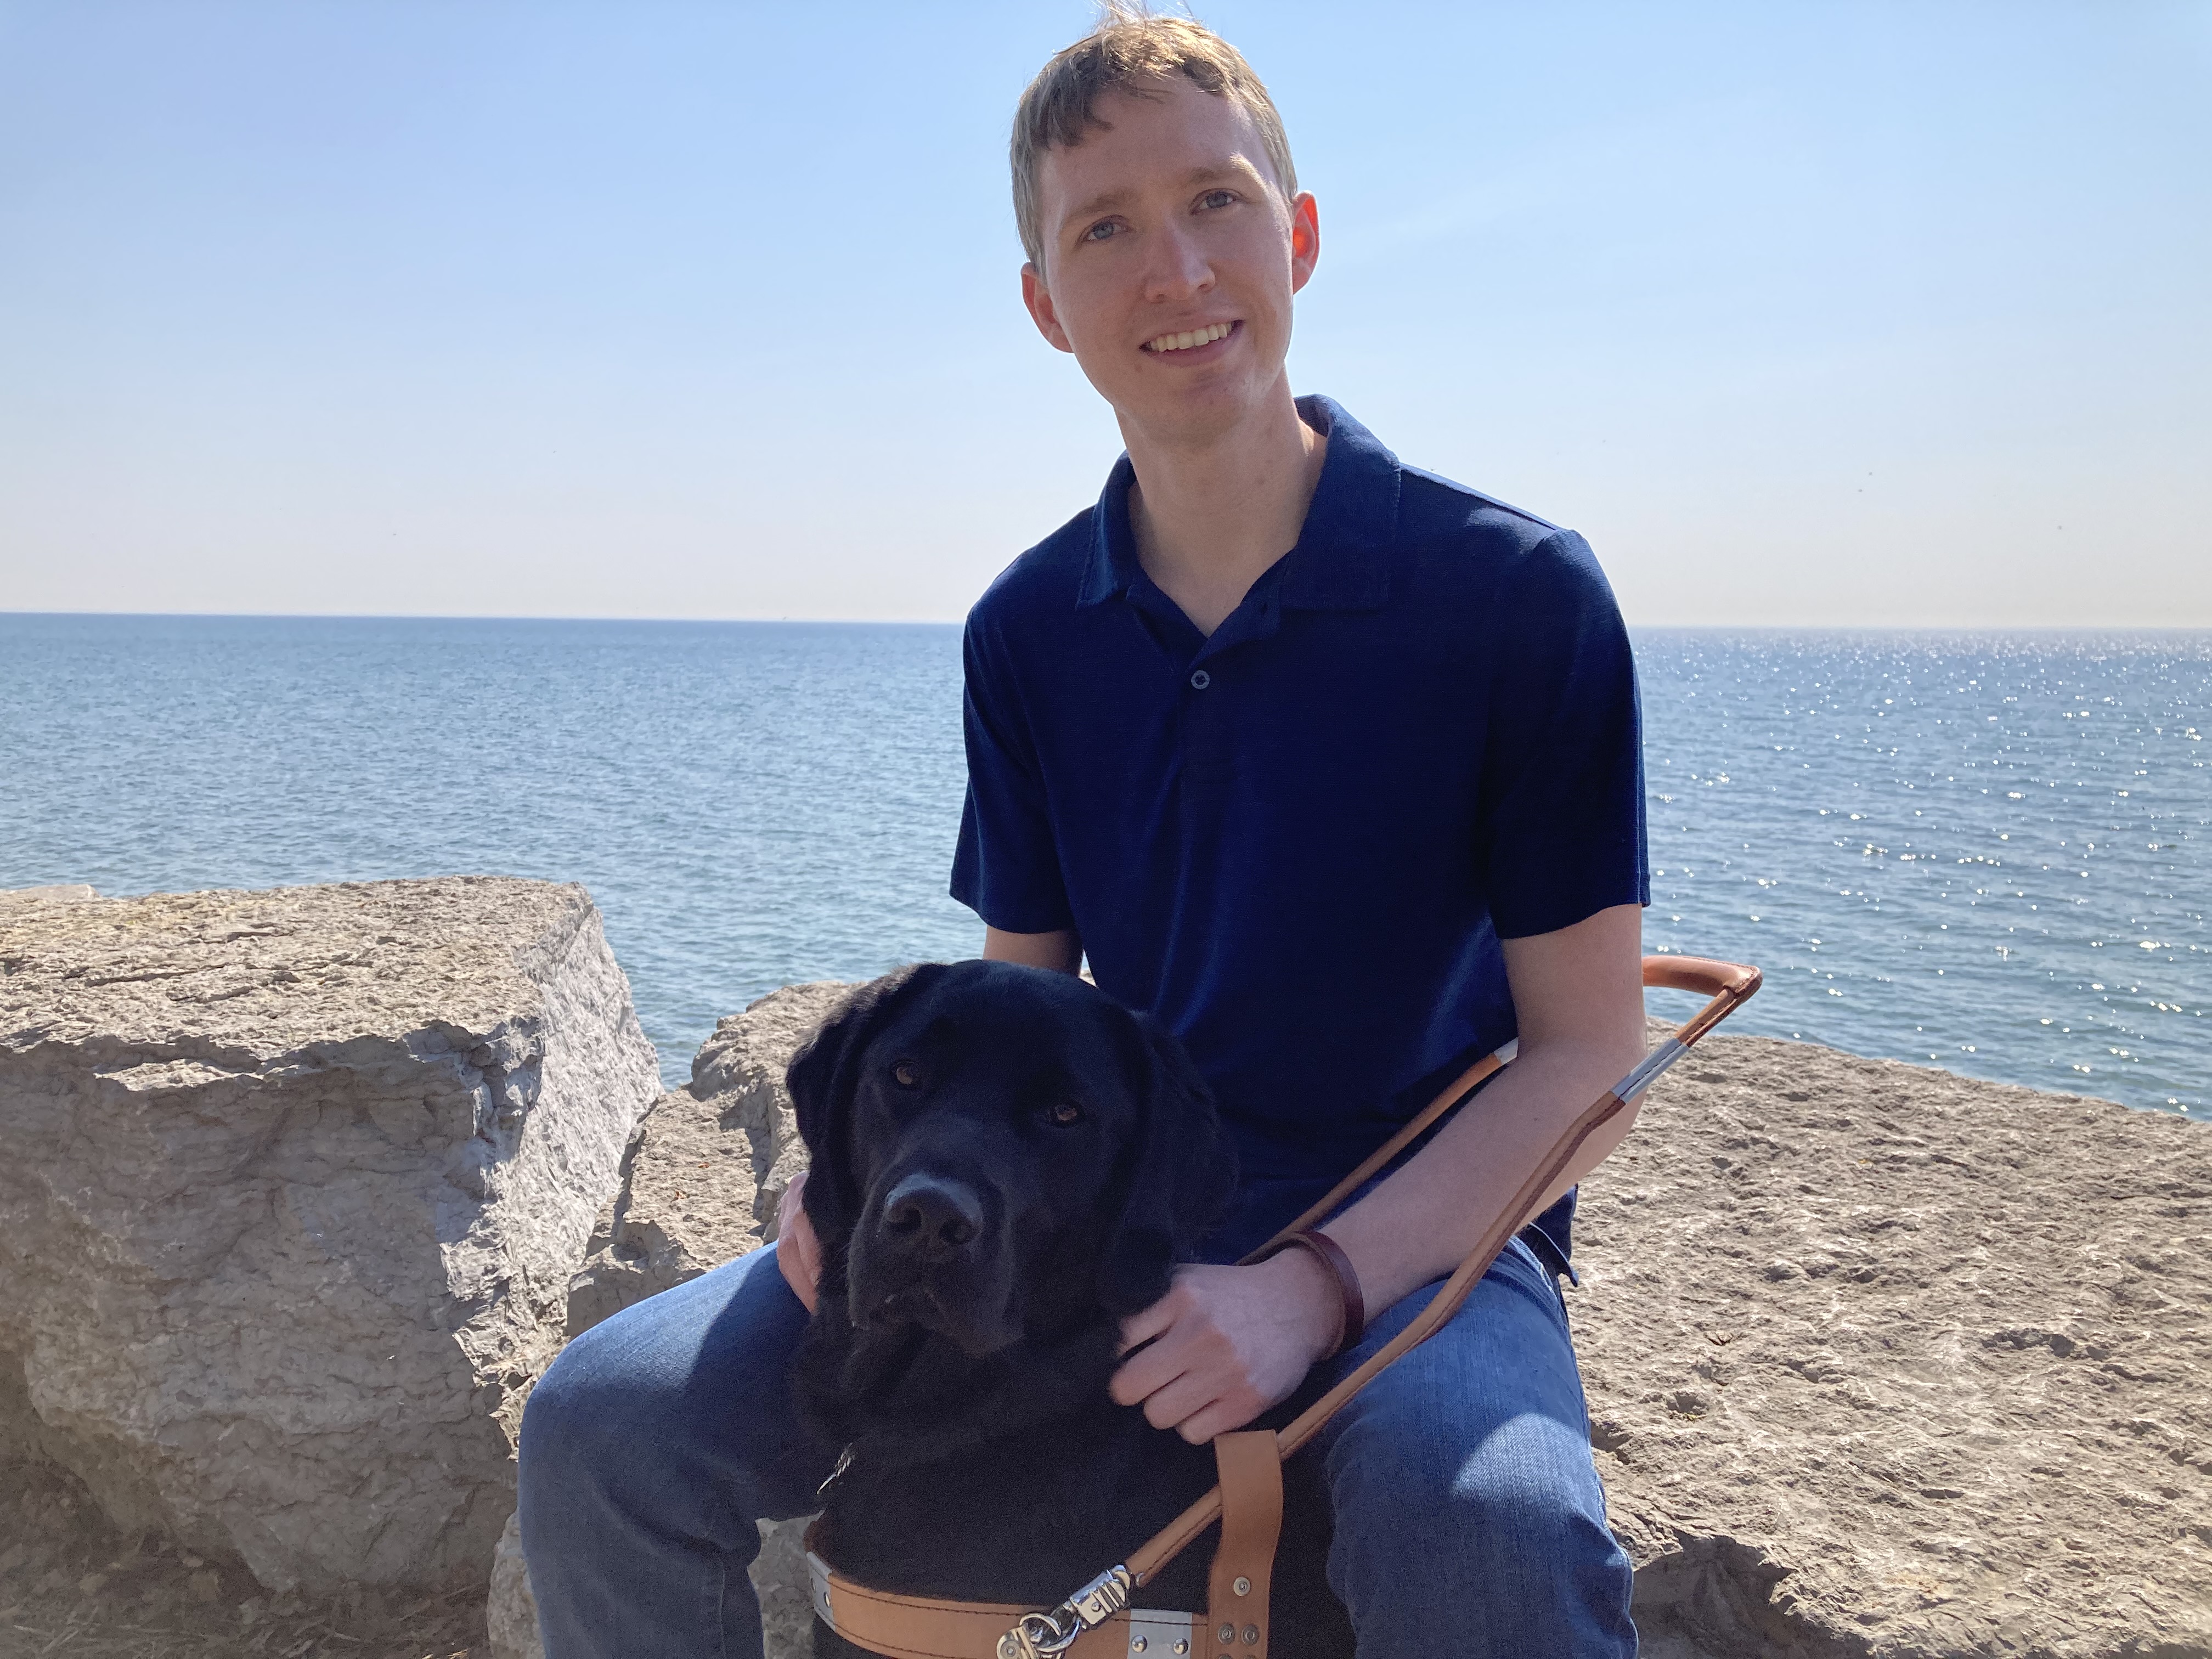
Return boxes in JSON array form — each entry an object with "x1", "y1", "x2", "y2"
[
  {"x1": 806, "y1": 1527, "x2": 1192, "y2": 1658},
  {"x1": 805, "y1": 1430, "x2": 1279, "y2": 1659}
]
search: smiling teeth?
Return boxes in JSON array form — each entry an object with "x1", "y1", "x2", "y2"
[{"x1": 1144, "y1": 321, "x2": 1233, "y2": 353}]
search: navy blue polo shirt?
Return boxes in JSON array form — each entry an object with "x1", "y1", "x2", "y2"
[{"x1": 950, "y1": 397, "x2": 1647, "y2": 1261}]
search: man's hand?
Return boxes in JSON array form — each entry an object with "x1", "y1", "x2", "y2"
[
  {"x1": 776, "y1": 1170, "x2": 822, "y2": 1313},
  {"x1": 1108, "y1": 1249, "x2": 1340, "y2": 1442}
]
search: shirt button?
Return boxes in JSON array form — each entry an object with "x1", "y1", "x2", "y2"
[{"x1": 1189, "y1": 669, "x2": 1211, "y2": 690}]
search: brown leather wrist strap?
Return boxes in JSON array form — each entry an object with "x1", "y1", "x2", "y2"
[
  {"x1": 1260, "y1": 1229, "x2": 1364, "y2": 1358},
  {"x1": 1205, "y1": 1431, "x2": 1282, "y2": 1659}
]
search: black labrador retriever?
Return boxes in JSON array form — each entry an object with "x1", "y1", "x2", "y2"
[{"x1": 786, "y1": 960, "x2": 1351, "y2": 1658}]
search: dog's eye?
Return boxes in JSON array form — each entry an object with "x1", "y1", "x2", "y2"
[
  {"x1": 891, "y1": 1060, "x2": 922, "y2": 1088},
  {"x1": 1047, "y1": 1102, "x2": 1084, "y2": 1127}
]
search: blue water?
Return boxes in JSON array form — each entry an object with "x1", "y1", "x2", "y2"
[{"x1": 2, "y1": 615, "x2": 2204, "y2": 1118}]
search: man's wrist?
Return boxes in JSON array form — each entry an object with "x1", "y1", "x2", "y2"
[{"x1": 1255, "y1": 1245, "x2": 1345, "y2": 1364}]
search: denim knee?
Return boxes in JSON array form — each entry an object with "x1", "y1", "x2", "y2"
[{"x1": 520, "y1": 1310, "x2": 682, "y2": 1510}]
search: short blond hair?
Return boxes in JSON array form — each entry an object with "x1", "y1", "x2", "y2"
[{"x1": 1011, "y1": 3, "x2": 1298, "y2": 270}]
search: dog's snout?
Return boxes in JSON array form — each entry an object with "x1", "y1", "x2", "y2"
[{"x1": 879, "y1": 1172, "x2": 985, "y2": 1262}]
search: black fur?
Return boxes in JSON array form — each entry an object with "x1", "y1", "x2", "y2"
[{"x1": 786, "y1": 961, "x2": 1349, "y2": 1657}]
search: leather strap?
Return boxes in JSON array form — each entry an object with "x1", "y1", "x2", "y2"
[
  {"x1": 1204, "y1": 1431, "x2": 1283, "y2": 1659},
  {"x1": 804, "y1": 1522, "x2": 1193, "y2": 1658},
  {"x1": 1257, "y1": 1230, "x2": 1363, "y2": 1357}
]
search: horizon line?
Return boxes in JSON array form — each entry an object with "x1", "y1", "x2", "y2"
[{"x1": 5, "y1": 610, "x2": 2211, "y2": 634}]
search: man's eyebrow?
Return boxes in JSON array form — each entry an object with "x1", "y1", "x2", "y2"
[
  {"x1": 1062, "y1": 185, "x2": 1136, "y2": 225},
  {"x1": 1178, "y1": 160, "x2": 1256, "y2": 188}
]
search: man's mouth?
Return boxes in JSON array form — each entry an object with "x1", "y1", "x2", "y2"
[{"x1": 1142, "y1": 320, "x2": 1236, "y2": 354}]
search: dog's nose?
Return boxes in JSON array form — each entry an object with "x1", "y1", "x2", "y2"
[{"x1": 878, "y1": 1172, "x2": 984, "y2": 1263}]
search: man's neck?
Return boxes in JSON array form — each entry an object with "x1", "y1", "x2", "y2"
[{"x1": 1121, "y1": 382, "x2": 1327, "y2": 638}]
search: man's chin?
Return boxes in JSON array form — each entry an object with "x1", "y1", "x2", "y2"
[{"x1": 1113, "y1": 368, "x2": 1283, "y2": 449}]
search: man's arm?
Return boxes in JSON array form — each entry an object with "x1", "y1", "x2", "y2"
[
  {"x1": 983, "y1": 926, "x2": 1084, "y2": 974},
  {"x1": 1109, "y1": 901, "x2": 1646, "y2": 1442}
]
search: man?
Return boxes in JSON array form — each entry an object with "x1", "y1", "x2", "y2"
[{"x1": 520, "y1": 9, "x2": 1649, "y2": 1655}]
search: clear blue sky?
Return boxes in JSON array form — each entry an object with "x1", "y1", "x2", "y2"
[{"x1": 2, "y1": 1, "x2": 2206, "y2": 625}]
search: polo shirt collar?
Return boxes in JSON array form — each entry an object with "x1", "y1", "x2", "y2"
[{"x1": 1077, "y1": 395, "x2": 1400, "y2": 611}]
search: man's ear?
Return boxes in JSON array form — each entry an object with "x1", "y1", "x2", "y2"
[
  {"x1": 1021, "y1": 262, "x2": 1075, "y2": 354},
  {"x1": 1097, "y1": 1012, "x2": 1235, "y2": 1316},
  {"x1": 786, "y1": 964, "x2": 943, "y2": 1248},
  {"x1": 1287, "y1": 190, "x2": 1321, "y2": 295}
]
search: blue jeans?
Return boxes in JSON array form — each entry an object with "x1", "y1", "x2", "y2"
[{"x1": 518, "y1": 1239, "x2": 1635, "y2": 1657}]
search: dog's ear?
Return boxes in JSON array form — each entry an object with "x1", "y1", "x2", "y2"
[
  {"x1": 1097, "y1": 1011, "x2": 1235, "y2": 1315},
  {"x1": 786, "y1": 963, "x2": 945, "y2": 1247}
]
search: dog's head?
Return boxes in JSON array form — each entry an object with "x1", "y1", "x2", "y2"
[{"x1": 787, "y1": 960, "x2": 1232, "y2": 1357}]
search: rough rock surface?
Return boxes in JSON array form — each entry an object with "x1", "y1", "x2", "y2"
[
  {"x1": 0, "y1": 884, "x2": 98, "y2": 906},
  {"x1": 1581, "y1": 1019, "x2": 2211, "y2": 1657},
  {"x1": 0, "y1": 877, "x2": 662, "y2": 1596},
  {"x1": 565, "y1": 981, "x2": 854, "y2": 1335},
  {"x1": 490, "y1": 981, "x2": 855, "y2": 1659},
  {"x1": 486, "y1": 1508, "x2": 541, "y2": 1659}
]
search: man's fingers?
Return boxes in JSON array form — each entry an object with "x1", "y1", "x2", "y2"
[
  {"x1": 777, "y1": 1171, "x2": 808, "y2": 1231},
  {"x1": 1136, "y1": 1370, "x2": 1218, "y2": 1435},
  {"x1": 1174, "y1": 1394, "x2": 1261, "y2": 1445},
  {"x1": 776, "y1": 1226, "x2": 818, "y2": 1313},
  {"x1": 775, "y1": 1173, "x2": 822, "y2": 1313},
  {"x1": 1114, "y1": 1282, "x2": 1185, "y2": 1356},
  {"x1": 1108, "y1": 1330, "x2": 1188, "y2": 1407}
]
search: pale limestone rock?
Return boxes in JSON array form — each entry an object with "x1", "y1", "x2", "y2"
[
  {"x1": 1581, "y1": 1020, "x2": 2212, "y2": 1657},
  {"x1": 0, "y1": 884, "x2": 97, "y2": 906},
  {"x1": 486, "y1": 1508, "x2": 541, "y2": 1658},
  {"x1": 0, "y1": 877, "x2": 661, "y2": 1594}
]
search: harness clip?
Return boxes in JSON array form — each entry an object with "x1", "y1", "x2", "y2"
[{"x1": 996, "y1": 1565, "x2": 1133, "y2": 1658}]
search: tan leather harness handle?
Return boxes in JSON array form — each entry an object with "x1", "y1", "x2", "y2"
[{"x1": 1205, "y1": 1432, "x2": 1283, "y2": 1659}]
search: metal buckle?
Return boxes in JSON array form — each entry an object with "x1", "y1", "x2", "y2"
[{"x1": 996, "y1": 1565, "x2": 1133, "y2": 1659}]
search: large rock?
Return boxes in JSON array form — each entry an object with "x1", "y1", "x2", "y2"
[
  {"x1": 0, "y1": 877, "x2": 661, "y2": 1595},
  {"x1": 1579, "y1": 1022, "x2": 2211, "y2": 1657}
]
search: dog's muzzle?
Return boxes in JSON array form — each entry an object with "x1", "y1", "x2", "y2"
[{"x1": 876, "y1": 1171, "x2": 984, "y2": 1265}]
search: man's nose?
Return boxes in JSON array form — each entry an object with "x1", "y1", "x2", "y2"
[
  {"x1": 1144, "y1": 223, "x2": 1214, "y2": 303},
  {"x1": 877, "y1": 1171, "x2": 985, "y2": 1263}
]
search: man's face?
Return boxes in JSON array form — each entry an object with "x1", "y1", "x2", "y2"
[{"x1": 1023, "y1": 76, "x2": 1318, "y2": 445}]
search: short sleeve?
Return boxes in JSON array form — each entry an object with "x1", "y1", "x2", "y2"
[
  {"x1": 949, "y1": 613, "x2": 1076, "y2": 934},
  {"x1": 1474, "y1": 529, "x2": 1650, "y2": 939}
]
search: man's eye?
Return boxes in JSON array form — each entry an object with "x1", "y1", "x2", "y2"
[
  {"x1": 892, "y1": 1060, "x2": 922, "y2": 1088},
  {"x1": 1198, "y1": 190, "x2": 1237, "y2": 210},
  {"x1": 1083, "y1": 221, "x2": 1119, "y2": 242},
  {"x1": 1047, "y1": 1102, "x2": 1084, "y2": 1127}
]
